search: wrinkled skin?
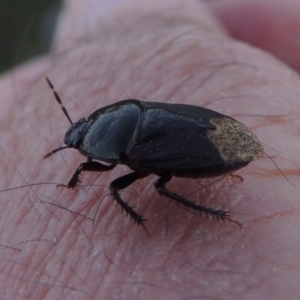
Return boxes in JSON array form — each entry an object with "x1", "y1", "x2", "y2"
[{"x1": 0, "y1": 0, "x2": 300, "y2": 299}]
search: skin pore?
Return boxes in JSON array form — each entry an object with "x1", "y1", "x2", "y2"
[{"x1": 0, "y1": 0, "x2": 300, "y2": 299}]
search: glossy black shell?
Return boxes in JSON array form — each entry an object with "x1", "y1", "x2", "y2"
[{"x1": 64, "y1": 99, "x2": 263, "y2": 178}]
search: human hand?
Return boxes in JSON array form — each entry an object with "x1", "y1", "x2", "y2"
[{"x1": 0, "y1": 0, "x2": 299, "y2": 299}]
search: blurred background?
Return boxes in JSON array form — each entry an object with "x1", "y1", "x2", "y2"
[{"x1": 0, "y1": 0, "x2": 61, "y2": 73}]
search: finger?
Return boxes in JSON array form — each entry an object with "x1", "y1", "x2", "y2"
[
  {"x1": 54, "y1": 0, "x2": 226, "y2": 49},
  {"x1": 209, "y1": 0, "x2": 300, "y2": 71}
]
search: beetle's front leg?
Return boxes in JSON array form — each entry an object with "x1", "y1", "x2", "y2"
[{"x1": 66, "y1": 160, "x2": 116, "y2": 189}]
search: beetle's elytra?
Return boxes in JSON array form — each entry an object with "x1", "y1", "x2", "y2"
[{"x1": 44, "y1": 77, "x2": 264, "y2": 225}]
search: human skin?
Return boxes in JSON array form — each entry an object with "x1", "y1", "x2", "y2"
[{"x1": 0, "y1": 0, "x2": 300, "y2": 299}]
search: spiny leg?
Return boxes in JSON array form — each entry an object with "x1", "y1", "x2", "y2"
[
  {"x1": 110, "y1": 172, "x2": 149, "y2": 225},
  {"x1": 65, "y1": 160, "x2": 116, "y2": 189},
  {"x1": 154, "y1": 174, "x2": 229, "y2": 221}
]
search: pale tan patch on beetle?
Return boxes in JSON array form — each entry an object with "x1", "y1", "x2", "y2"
[{"x1": 207, "y1": 118, "x2": 264, "y2": 163}]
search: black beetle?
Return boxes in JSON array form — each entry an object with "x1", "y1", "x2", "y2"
[{"x1": 44, "y1": 77, "x2": 264, "y2": 225}]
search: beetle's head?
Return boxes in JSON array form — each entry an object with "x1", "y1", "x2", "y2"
[
  {"x1": 44, "y1": 118, "x2": 87, "y2": 159},
  {"x1": 64, "y1": 118, "x2": 87, "y2": 148}
]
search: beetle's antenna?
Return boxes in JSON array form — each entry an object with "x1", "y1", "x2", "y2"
[
  {"x1": 44, "y1": 146, "x2": 70, "y2": 159},
  {"x1": 45, "y1": 76, "x2": 73, "y2": 125}
]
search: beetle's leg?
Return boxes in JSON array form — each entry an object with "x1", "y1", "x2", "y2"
[
  {"x1": 110, "y1": 172, "x2": 149, "y2": 225},
  {"x1": 155, "y1": 174, "x2": 229, "y2": 221},
  {"x1": 67, "y1": 161, "x2": 116, "y2": 189},
  {"x1": 228, "y1": 173, "x2": 244, "y2": 182}
]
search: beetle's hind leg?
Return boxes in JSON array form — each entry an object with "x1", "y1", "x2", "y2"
[
  {"x1": 155, "y1": 174, "x2": 229, "y2": 221},
  {"x1": 110, "y1": 172, "x2": 149, "y2": 225}
]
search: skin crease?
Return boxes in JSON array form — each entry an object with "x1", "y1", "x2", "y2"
[{"x1": 0, "y1": 0, "x2": 300, "y2": 299}]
